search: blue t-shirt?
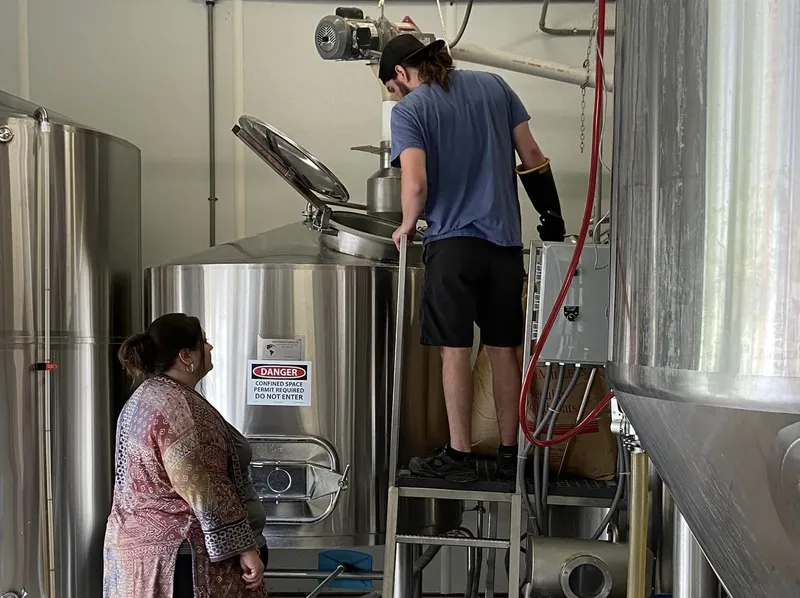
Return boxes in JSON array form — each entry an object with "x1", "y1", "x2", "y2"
[{"x1": 390, "y1": 69, "x2": 530, "y2": 247}]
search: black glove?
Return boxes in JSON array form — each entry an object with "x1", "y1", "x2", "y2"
[{"x1": 516, "y1": 159, "x2": 566, "y2": 242}]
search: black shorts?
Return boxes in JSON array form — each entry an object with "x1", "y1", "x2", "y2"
[{"x1": 421, "y1": 237, "x2": 525, "y2": 348}]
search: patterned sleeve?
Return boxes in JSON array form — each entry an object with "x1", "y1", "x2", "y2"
[{"x1": 155, "y1": 397, "x2": 257, "y2": 563}]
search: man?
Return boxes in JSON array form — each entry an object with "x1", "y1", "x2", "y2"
[{"x1": 380, "y1": 34, "x2": 565, "y2": 483}]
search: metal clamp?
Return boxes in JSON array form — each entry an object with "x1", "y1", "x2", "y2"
[
  {"x1": 0, "y1": 126, "x2": 14, "y2": 143},
  {"x1": 610, "y1": 396, "x2": 642, "y2": 451},
  {"x1": 2, "y1": 591, "x2": 27, "y2": 598},
  {"x1": 303, "y1": 202, "x2": 332, "y2": 231}
]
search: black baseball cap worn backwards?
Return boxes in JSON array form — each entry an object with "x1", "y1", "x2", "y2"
[{"x1": 378, "y1": 34, "x2": 447, "y2": 84}]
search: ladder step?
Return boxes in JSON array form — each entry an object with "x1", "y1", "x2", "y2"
[
  {"x1": 396, "y1": 534, "x2": 510, "y2": 549},
  {"x1": 397, "y1": 485, "x2": 516, "y2": 502}
]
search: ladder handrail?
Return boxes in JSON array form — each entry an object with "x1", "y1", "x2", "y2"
[{"x1": 387, "y1": 235, "x2": 409, "y2": 486}]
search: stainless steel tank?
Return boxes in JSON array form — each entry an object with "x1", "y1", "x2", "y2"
[
  {"x1": 0, "y1": 91, "x2": 141, "y2": 598},
  {"x1": 147, "y1": 115, "x2": 460, "y2": 549},
  {"x1": 609, "y1": 0, "x2": 800, "y2": 596}
]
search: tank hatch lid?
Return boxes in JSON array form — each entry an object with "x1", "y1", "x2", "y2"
[{"x1": 233, "y1": 115, "x2": 351, "y2": 212}]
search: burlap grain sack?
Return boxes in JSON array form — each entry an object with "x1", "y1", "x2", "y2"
[{"x1": 470, "y1": 277, "x2": 617, "y2": 481}]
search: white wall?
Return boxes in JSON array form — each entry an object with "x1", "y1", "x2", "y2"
[
  {"x1": 0, "y1": 0, "x2": 615, "y2": 592},
  {"x1": 0, "y1": 0, "x2": 20, "y2": 96}
]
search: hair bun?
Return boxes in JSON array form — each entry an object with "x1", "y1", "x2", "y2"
[{"x1": 118, "y1": 332, "x2": 158, "y2": 377}]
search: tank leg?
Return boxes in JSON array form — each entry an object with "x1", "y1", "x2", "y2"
[
  {"x1": 394, "y1": 544, "x2": 422, "y2": 598},
  {"x1": 673, "y1": 507, "x2": 719, "y2": 598}
]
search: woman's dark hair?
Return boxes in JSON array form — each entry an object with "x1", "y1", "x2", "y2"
[
  {"x1": 118, "y1": 313, "x2": 204, "y2": 378},
  {"x1": 406, "y1": 44, "x2": 454, "y2": 91}
]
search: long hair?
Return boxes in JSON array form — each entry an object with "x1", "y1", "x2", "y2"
[{"x1": 406, "y1": 45, "x2": 455, "y2": 92}]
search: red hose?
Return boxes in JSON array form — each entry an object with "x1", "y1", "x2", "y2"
[{"x1": 520, "y1": 0, "x2": 612, "y2": 448}]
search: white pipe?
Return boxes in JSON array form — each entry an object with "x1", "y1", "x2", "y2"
[
  {"x1": 17, "y1": 0, "x2": 30, "y2": 99},
  {"x1": 451, "y1": 43, "x2": 614, "y2": 92},
  {"x1": 232, "y1": 0, "x2": 246, "y2": 239},
  {"x1": 381, "y1": 100, "x2": 396, "y2": 142}
]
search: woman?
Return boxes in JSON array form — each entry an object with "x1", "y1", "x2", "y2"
[{"x1": 103, "y1": 313, "x2": 268, "y2": 598}]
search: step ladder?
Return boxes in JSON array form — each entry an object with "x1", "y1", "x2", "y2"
[{"x1": 381, "y1": 237, "x2": 525, "y2": 598}]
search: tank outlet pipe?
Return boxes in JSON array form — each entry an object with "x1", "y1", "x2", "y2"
[
  {"x1": 33, "y1": 106, "x2": 56, "y2": 595},
  {"x1": 450, "y1": 43, "x2": 614, "y2": 92},
  {"x1": 627, "y1": 450, "x2": 650, "y2": 598},
  {"x1": 206, "y1": 0, "x2": 218, "y2": 246}
]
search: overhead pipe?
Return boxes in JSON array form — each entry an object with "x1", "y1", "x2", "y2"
[
  {"x1": 539, "y1": 0, "x2": 615, "y2": 37},
  {"x1": 206, "y1": 0, "x2": 217, "y2": 246},
  {"x1": 451, "y1": 43, "x2": 614, "y2": 92}
]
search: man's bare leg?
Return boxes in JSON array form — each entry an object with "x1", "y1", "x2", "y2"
[
  {"x1": 485, "y1": 346, "x2": 522, "y2": 445},
  {"x1": 407, "y1": 345, "x2": 478, "y2": 483},
  {"x1": 486, "y1": 345, "x2": 521, "y2": 479},
  {"x1": 441, "y1": 346, "x2": 474, "y2": 452}
]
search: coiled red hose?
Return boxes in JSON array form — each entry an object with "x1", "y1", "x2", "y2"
[{"x1": 520, "y1": 0, "x2": 612, "y2": 448}]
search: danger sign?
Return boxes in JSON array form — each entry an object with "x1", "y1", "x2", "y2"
[
  {"x1": 251, "y1": 364, "x2": 308, "y2": 380},
  {"x1": 246, "y1": 360, "x2": 312, "y2": 407}
]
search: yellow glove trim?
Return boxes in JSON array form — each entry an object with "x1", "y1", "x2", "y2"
[{"x1": 516, "y1": 158, "x2": 551, "y2": 176}]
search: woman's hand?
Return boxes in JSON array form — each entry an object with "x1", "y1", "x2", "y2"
[{"x1": 240, "y1": 549, "x2": 265, "y2": 590}]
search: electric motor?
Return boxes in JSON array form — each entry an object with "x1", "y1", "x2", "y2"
[{"x1": 315, "y1": 7, "x2": 435, "y2": 61}]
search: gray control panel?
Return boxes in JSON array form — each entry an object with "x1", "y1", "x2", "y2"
[{"x1": 534, "y1": 242, "x2": 610, "y2": 366}]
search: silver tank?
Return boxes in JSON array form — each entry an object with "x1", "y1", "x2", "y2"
[
  {"x1": 147, "y1": 116, "x2": 459, "y2": 549},
  {"x1": 609, "y1": 0, "x2": 800, "y2": 596},
  {"x1": 0, "y1": 91, "x2": 141, "y2": 598}
]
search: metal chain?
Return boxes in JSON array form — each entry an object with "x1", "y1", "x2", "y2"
[{"x1": 579, "y1": 1, "x2": 600, "y2": 154}]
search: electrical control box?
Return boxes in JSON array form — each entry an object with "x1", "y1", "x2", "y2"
[{"x1": 533, "y1": 242, "x2": 610, "y2": 366}]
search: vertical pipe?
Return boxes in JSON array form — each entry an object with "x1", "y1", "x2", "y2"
[
  {"x1": 34, "y1": 106, "x2": 55, "y2": 596},
  {"x1": 232, "y1": 0, "x2": 246, "y2": 239},
  {"x1": 17, "y1": 0, "x2": 30, "y2": 98},
  {"x1": 206, "y1": 0, "x2": 217, "y2": 247},
  {"x1": 673, "y1": 507, "x2": 719, "y2": 598},
  {"x1": 627, "y1": 450, "x2": 649, "y2": 598}
]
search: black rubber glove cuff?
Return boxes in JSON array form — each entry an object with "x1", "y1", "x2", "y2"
[{"x1": 516, "y1": 159, "x2": 566, "y2": 242}]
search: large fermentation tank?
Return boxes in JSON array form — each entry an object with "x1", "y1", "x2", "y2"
[
  {"x1": 147, "y1": 116, "x2": 458, "y2": 549},
  {"x1": 0, "y1": 91, "x2": 141, "y2": 598},
  {"x1": 609, "y1": 0, "x2": 800, "y2": 596}
]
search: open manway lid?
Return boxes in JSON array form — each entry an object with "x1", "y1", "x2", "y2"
[{"x1": 233, "y1": 115, "x2": 351, "y2": 213}]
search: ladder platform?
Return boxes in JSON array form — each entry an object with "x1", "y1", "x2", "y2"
[
  {"x1": 396, "y1": 533, "x2": 510, "y2": 549},
  {"x1": 396, "y1": 460, "x2": 618, "y2": 507}
]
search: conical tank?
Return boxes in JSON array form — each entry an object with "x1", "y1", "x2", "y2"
[{"x1": 608, "y1": 0, "x2": 800, "y2": 596}]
